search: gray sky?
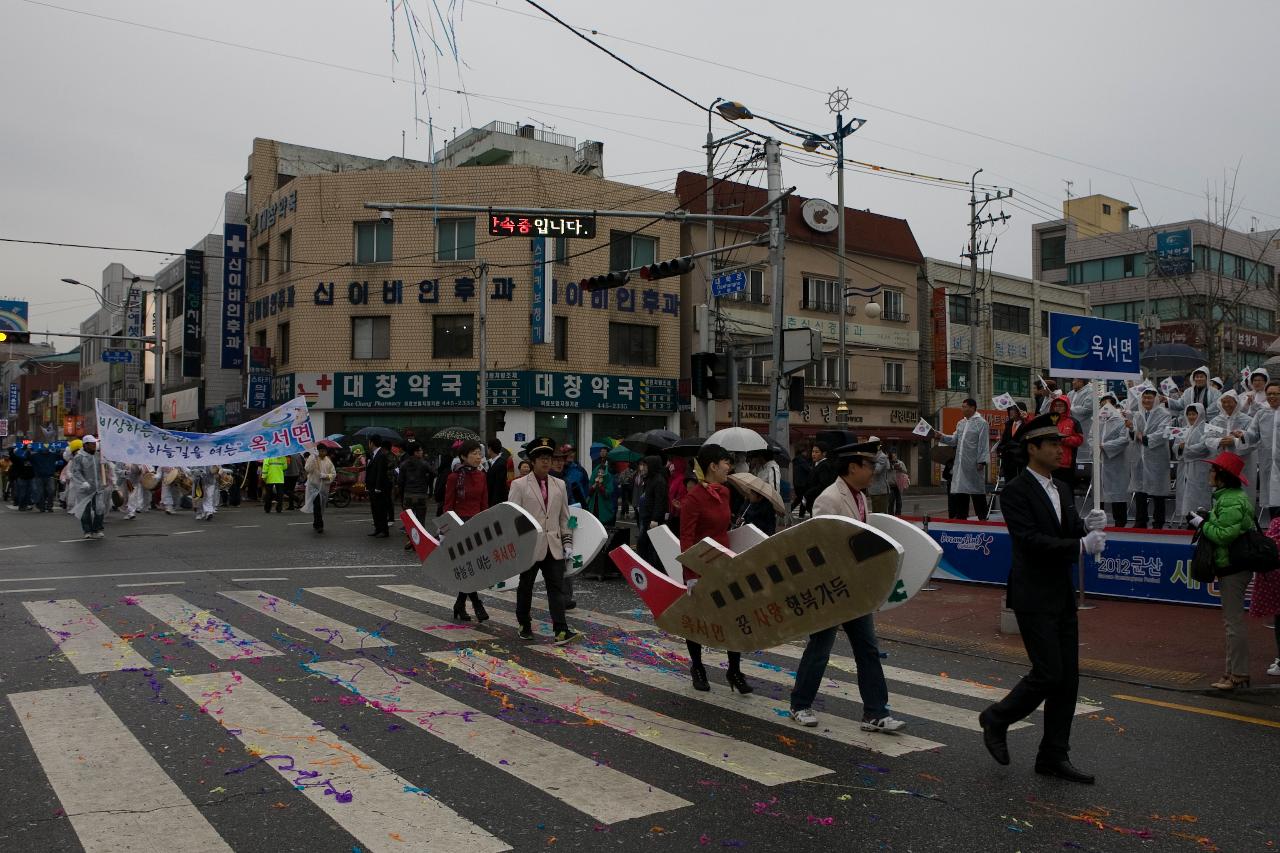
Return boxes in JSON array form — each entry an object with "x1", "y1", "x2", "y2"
[{"x1": 4, "y1": 0, "x2": 1279, "y2": 349}]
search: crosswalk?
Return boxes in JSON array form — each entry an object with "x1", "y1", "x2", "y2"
[{"x1": 9, "y1": 579, "x2": 1101, "y2": 852}]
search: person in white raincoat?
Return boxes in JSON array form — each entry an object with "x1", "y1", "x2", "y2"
[
  {"x1": 937, "y1": 397, "x2": 990, "y2": 520},
  {"x1": 192, "y1": 465, "x2": 220, "y2": 521},
  {"x1": 1097, "y1": 393, "x2": 1134, "y2": 526},
  {"x1": 1243, "y1": 380, "x2": 1280, "y2": 520},
  {"x1": 1174, "y1": 404, "x2": 1213, "y2": 522},
  {"x1": 1242, "y1": 369, "x2": 1270, "y2": 416},
  {"x1": 1209, "y1": 391, "x2": 1254, "y2": 491},
  {"x1": 1068, "y1": 378, "x2": 1095, "y2": 464},
  {"x1": 123, "y1": 463, "x2": 150, "y2": 520},
  {"x1": 303, "y1": 446, "x2": 337, "y2": 533},
  {"x1": 1130, "y1": 387, "x2": 1172, "y2": 528},
  {"x1": 67, "y1": 435, "x2": 109, "y2": 539},
  {"x1": 1168, "y1": 366, "x2": 1221, "y2": 423}
]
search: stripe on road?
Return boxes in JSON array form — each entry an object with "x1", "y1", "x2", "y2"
[
  {"x1": 0, "y1": 563, "x2": 418, "y2": 583},
  {"x1": 427, "y1": 649, "x2": 829, "y2": 785},
  {"x1": 23, "y1": 599, "x2": 151, "y2": 673},
  {"x1": 130, "y1": 594, "x2": 281, "y2": 660},
  {"x1": 1113, "y1": 693, "x2": 1280, "y2": 729},
  {"x1": 170, "y1": 671, "x2": 508, "y2": 853},
  {"x1": 0, "y1": 544, "x2": 37, "y2": 551},
  {"x1": 9, "y1": 686, "x2": 230, "y2": 853},
  {"x1": 308, "y1": 659, "x2": 690, "y2": 823},
  {"x1": 536, "y1": 645, "x2": 944, "y2": 758},
  {"x1": 346, "y1": 573, "x2": 399, "y2": 578},
  {"x1": 483, "y1": 589, "x2": 656, "y2": 633},
  {"x1": 305, "y1": 587, "x2": 490, "y2": 642},
  {"x1": 219, "y1": 590, "x2": 394, "y2": 650},
  {"x1": 230, "y1": 577, "x2": 289, "y2": 582},
  {"x1": 117, "y1": 581, "x2": 185, "y2": 588},
  {"x1": 0, "y1": 587, "x2": 56, "y2": 594}
]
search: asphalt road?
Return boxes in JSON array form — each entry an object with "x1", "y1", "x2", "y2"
[{"x1": 1, "y1": 500, "x2": 1277, "y2": 852}]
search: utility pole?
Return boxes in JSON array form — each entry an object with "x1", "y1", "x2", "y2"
[
  {"x1": 963, "y1": 169, "x2": 1012, "y2": 403},
  {"x1": 765, "y1": 138, "x2": 788, "y2": 453},
  {"x1": 703, "y1": 112, "x2": 717, "y2": 436},
  {"x1": 478, "y1": 263, "x2": 488, "y2": 440}
]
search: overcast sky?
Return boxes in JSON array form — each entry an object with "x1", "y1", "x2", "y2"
[{"x1": 4, "y1": 0, "x2": 1279, "y2": 350}]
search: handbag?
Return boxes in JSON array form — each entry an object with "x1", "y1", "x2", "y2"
[
  {"x1": 895, "y1": 472, "x2": 911, "y2": 491},
  {"x1": 1190, "y1": 532, "x2": 1217, "y2": 583},
  {"x1": 1227, "y1": 519, "x2": 1280, "y2": 575}
]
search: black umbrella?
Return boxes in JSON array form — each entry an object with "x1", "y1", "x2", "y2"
[
  {"x1": 1140, "y1": 344, "x2": 1206, "y2": 376},
  {"x1": 622, "y1": 428, "x2": 681, "y2": 454},
  {"x1": 432, "y1": 426, "x2": 481, "y2": 442},
  {"x1": 664, "y1": 435, "x2": 707, "y2": 457},
  {"x1": 815, "y1": 429, "x2": 858, "y2": 449},
  {"x1": 355, "y1": 426, "x2": 403, "y2": 443},
  {"x1": 763, "y1": 434, "x2": 791, "y2": 466}
]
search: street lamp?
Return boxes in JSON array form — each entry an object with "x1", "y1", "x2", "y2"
[{"x1": 63, "y1": 274, "x2": 148, "y2": 417}]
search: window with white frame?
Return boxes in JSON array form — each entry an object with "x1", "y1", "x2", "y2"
[
  {"x1": 435, "y1": 218, "x2": 474, "y2": 261},
  {"x1": 801, "y1": 276, "x2": 840, "y2": 313},
  {"x1": 882, "y1": 289, "x2": 906, "y2": 321},
  {"x1": 355, "y1": 220, "x2": 393, "y2": 264},
  {"x1": 883, "y1": 360, "x2": 905, "y2": 392}
]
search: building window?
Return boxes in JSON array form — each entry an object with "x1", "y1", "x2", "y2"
[
  {"x1": 355, "y1": 220, "x2": 394, "y2": 264},
  {"x1": 608, "y1": 231, "x2": 657, "y2": 271},
  {"x1": 991, "y1": 302, "x2": 1030, "y2": 334},
  {"x1": 166, "y1": 288, "x2": 183, "y2": 322},
  {"x1": 351, "y1": 316, "x2": 391, "y2": 360},
  {"x1": 254, "y1": 329, "x2": 267, "y2": 349},
  {"x1": 881, "y1": 289, "x2": 907, "y2": 321},
  {"x1": 257, "y1": 243, "x2": 270, "y2": 284},
  {"x1": 279, "y1": 230, "x2": 292, "y2": 274},
  {"x1": 726, "y1": 269, "x2": 768, "y2": 305},
  {"x1": 277, "y1": 322, "x2": 290, "y2": 366},
  {"x1": 882, "y1": 361, "x2": 906, "y2": 393},
  {"x1": 554, "y1": 316, "x2": 568, "y2": 361},
  {"x1": 805, "y1": 356, "x2": 848, "y2": 389},
  {"x1": 736, "y1": 355, "x2": 767, "y2": 385},
  {"x1": 948, "y1": 293, "x2": 971, "y2": 325},
  {"x1": 1040, "y1": 310, "x2": 1050, "y2": 336},
  {"x1": 432, "y1": 314, "x2": 473, "y2": 359},
  {"x1": 1040, "y1": 235, "x2": 1066, "y2": 271},
  {"x1": 949, "y1": 360, "x2": 970, "y2": 392},
  {"x1": 436, "y1": 218, "x2": 474, "y2": 262},
  {"x1": 993, "y1": 364, "x2": 1029, "y2": 398},
  {"x1": 608, "y1": 322, "x2": 657, "y2": 366},
  {"x1": 1102, "y1": 203, "x2": 1112, "y2": 215},
  {"x1": 802, "y1": 276, "x2": 840, "y2": 313}
]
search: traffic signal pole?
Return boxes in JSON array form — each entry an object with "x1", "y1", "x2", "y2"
[{"x1": 765, "y1": 139, "x2": 789, "y2": 458}]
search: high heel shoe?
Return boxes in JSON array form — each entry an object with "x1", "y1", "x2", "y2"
[
  {"x1": 1210, "y1": 673, "x2": 1250, "y2": 690},
  {"x1": 473, "y1": 603, "x2": 490, "y2": 623},
  {"x1": 725, "y1": 670, "x2": 753, "y2": 695},
  {"x1": 452, "y1": 608, "x2": 472, "y2": 622},
  {"x1": 689, "y1": 663, "x2": 710, "y2": 692}
]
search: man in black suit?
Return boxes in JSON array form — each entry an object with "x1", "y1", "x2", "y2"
[
  {"x1": 978, "y1": 413, "x2": 1107, "y2": 785},
  {"x1": 365, "y1": 435, "x2": 393, "y2": 537},
  {"x1": 485, "y1": 438, "x2": 510, "y2": 507}
]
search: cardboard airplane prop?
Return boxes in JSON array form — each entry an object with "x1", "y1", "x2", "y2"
[
  {"x1": 490, "y1": 506, "x2": 609, "y2": 590},
  {"x1": 613, "y1": 516, "x2": 903, "y2": 652},
  {"x1": 649, "y1": 523, "x2": 768, "y2": 583},
  {"x1": 401, "y1": 502, "x2": 542, "y2": 593}
]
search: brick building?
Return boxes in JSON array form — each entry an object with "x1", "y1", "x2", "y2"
[{"x1": 242, "y1": 136, "x2": 681, "y2": 449}]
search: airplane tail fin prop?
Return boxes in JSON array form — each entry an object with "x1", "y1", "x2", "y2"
[
  {"x1": 400, "y1": 508, "x2": 439, "y2": 563},
  {"x1": 612, "y1": 544, "x2": 685, "y2": 620}
]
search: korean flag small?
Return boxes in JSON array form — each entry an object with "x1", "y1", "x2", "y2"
[
  {"x1": 912, "y1": 418, "x2": 934, "y2": 438},
  {"x1": 991, "y1": 392, "x2": 1016, "y2": 410}
]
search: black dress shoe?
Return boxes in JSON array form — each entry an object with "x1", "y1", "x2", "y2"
[
  {"x1": 1034, "y1": 759, "x2": 1094, "y2": 785},
  {"x1": 689, "y1": 664, "x2": 710, "y2": 692},
  {"x1": 978, "y1": 709, "x2": 1010, "y2": 766},
  {"x1": 373, "y1": 531, "x2": 389, "y2": 538}
]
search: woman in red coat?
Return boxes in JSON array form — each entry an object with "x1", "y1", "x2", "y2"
[
  {"x1": 680, "y1": 444, "x2": 752, "y2": 694},
  {"x1": 443, "y1": 440, "x2": 489, "y2": 622}
]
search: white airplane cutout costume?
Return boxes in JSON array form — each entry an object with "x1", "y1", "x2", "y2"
[
  {"x1": 401, "y1": 502, "x2": 542, "y2": 593},
  {"x1": 490, "y1": 506, "x2": 609, "y2": 590}
]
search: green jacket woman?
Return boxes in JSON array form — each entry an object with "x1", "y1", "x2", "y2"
[{"x1": 1200, "y1": 485, "x2": 1253, "y2": 572}]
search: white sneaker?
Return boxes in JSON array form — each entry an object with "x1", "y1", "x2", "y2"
[
  {"x1": 1267, "y1": 658, "x2": 1280, "y2": 677},
  {"x1": 83, "y1": 533, "x2": 94, "y2": 540},
  {"x1": 861, "y1": 715, "x2": 907, "y2": 734},
  {"x1": 790, "y1": 708, "x2": 819, "y2": 727},
  {"x1": 94, "y1": 531, "x2": 106, "y2": 539}
]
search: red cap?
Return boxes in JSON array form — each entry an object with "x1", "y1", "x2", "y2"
[{"x1": 1208, "y1": 451, "x2": 1248, "y2": 486}]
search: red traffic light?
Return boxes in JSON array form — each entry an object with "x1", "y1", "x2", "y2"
[{"x1": 639, "y1": 256, "x2": 696, "y2": 281}]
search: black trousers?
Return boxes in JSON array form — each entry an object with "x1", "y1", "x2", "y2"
[
  {"x1": 370, "y1": 490, "x2": 393, "y2": 533},
  {"x1": 262, "y1": 483, "x2": 285, "y2": 512},
  {"x1": 1110, "y1": 501, "x2": 1128, "y2": 528},
  {"x1": 516, "y1": 555, "x2": 570, "y2": 633},
  {"x1": 947, "y1": 492, "x2": 988, "y2": 520},
  {"x1": 1133, "y1": 493, "x2": 1166, "y2": 529},
  {"x1": 985, "y1": 607, "x2": 1079, "y2": 762},
  {"x1": 283, "y1": 476, "x2": 299, "y2": 508}
]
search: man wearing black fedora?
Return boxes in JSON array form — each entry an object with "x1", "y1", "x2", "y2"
[{"x1": 978, "y1": 413, "x2": 1107, "y2": 784}]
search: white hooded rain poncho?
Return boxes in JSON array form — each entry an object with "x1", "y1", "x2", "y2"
[
  {"x1": 1097, "y1": 396, "x2": 1134, "y2": 505},
  {"x1": 66, "y1": 444, "x2": 110, "y2": 519},
  {"x1": 1130, "y1": 393, "x2": 1172, "y2": 497},
  {"x1": 1168, "y1": 365, "x2": 1221, "y2": 423},
  {"x1": 1244, "y1": 390, "x2": 1280, "y2": 509},
  {"x1": 1174, "y1": 403, "x2": 1213, "y2": 518},
  {"x1": 938, "y1": 410, "x2": 990, "y2": 496},
  {"x1": 1068, "y1": 381, "x2": 1096, "y2": 464}
]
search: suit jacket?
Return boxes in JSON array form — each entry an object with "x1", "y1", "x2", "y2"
[
  {"x1": 486, "y1": 451, "x2": 510, "y2": 506},
  {"x1": 508, "y1": 472, "x2": 572, "y2": 562},
  {"x1": 812, "y1": 476, "x2": 867, "y2": 522},
  {"x1": 1001, "y1": 470, "x2": 1087, "y2": 613},
  {"x1": 366, "y1": 448, "x2": 392, "y2": 493}
]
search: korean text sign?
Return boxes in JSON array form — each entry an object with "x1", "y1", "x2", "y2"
[
  {"x1": 221, "y1": 223, "x2": 247, "y2": 369},
  {"x1": 95, "y1": 395, "x2": 315, "y2": 466},
  {"x1": 1048, "y1": 312, "x2": 1141, "y2": 380}
]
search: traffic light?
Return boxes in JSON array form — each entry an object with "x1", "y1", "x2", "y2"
[
  {"x1": 638, "y1": 256, "x2": 695, "y2": 281},
  {"x1": 787, "y1": 375, "x2": 805, "y2": 412},
  {"x1": 0, "y1": 331, "x2": 29, "y2": 344},
  {"x1": 581, "y1": 271, "x2": 630, "y2": 292},
  {"x1": 690, "y1": 352, "x2": 721, "y2": 400}
]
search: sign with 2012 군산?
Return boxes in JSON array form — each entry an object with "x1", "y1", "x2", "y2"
[{"x1": 1048, "y1": 312, "x2": 1142, "y2": 380}]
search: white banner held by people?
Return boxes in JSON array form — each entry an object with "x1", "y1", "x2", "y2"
[{"x1": 95, "y1": 396, "x2": 315, "y2": 465}]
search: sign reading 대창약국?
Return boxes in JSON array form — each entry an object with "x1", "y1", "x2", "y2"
[
  {"x1": 95, "y1": 395, "x2": 315, "y2": 466},
  {"x1": 1047, "y1": 312, "x2": 1141, "y2": 380}
]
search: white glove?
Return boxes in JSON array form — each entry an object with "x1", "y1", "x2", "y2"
[
  {"x1": 563, "y1": 545, "x2": 574, "y2": 563},
  {"x1": 1082, "y1": 530, "x2": 1106, "y2": 556},
  {"x1": 1188, "y1": 513, "x2": 1205, "y2": 530},
  {"x1": 1084, "y1": 509, "x2": 1107, "y2": 531}
]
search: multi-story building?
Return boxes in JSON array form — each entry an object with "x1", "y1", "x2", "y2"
[
  {"x1": 14, "y1": 348, "x2": 80, "y2": 440},
  {"x1": 77, "y1": 264, "x2": 152, "y2": 419},
  {"x1": 242, "y1": 134, "x2": 679, "y2": 449},
  {"x1": 920, "y1": 258, "x2": 1089, "y2": 413},
  {"x1": 673, "y1": 171, "x2": 926, "y2": 473},
  {"x1": 1032, "y1": 194, "x2": 1279, "y2": 377}
]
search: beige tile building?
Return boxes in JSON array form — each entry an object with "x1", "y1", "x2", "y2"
[{"x1": 242, "y1": 137, "x2": 681, "y2": 449}]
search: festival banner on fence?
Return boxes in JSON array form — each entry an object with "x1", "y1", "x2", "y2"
[{"x1": 95, "y1": 395, "x2": 315, "y2": 465}]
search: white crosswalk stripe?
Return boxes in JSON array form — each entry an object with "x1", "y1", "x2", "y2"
[
  {"x1": 427, "y1": 649, "x2": 831, "y2": 785},
  {"x1": 9, "y1": 686, "x2": 231, "y2": 853},
  {"x1": 128, "y1": 594, "x2": 281, "y2": 660},
  {"x1": 219, "y1": 589, "x2": 395, "y2": 650},
  {"x1": 482, "y1": 588, "x2": 657, "y2": 633},
  {"x1": 533, "y1": 645, "x2": 945, "y2": 757},
  {"x1": 169, "y1": 670, "x2": 510, "y2": 853},
  {"x1": 23, "y1": 599, "x2": 151, "y2": 673},
  {"x1": 305, "y1": 586, "x2": 491, "y2": 642},
  {"x1": 306, "y1": 658, "x2": 691, "y2": 822}
]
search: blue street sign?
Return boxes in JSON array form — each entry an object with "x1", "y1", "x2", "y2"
[
  {"x1": 1048, "y1": 312, "x2": 1141, "y2": 380},
  {"x1": 101, "y1": 348, "x2": 134, "y2": 364},
  {"x1": 711, "y1": 270, "x2": 746, "y2": 297}
]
